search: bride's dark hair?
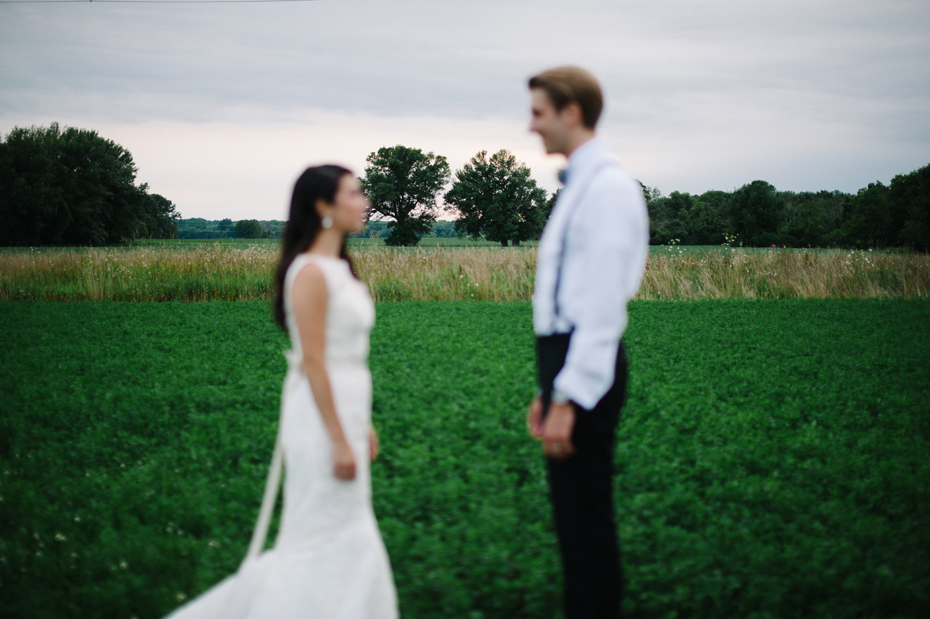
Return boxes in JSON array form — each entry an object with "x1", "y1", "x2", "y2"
[{"x1": 273, "y1": 164, "x2": 358, "y2": 330}]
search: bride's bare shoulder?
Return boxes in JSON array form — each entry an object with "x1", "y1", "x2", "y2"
[{"x1": 291, "y1": 259, "x2": 327, "y2": 294}]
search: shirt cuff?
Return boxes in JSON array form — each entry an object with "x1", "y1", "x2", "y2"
[{"x1": 552, "y1": 367, "x2": 606, "y2": 411}]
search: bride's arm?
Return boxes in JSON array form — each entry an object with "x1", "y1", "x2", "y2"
[{"x1": 291, "y1": 263, "x2": 356, "y2": 481}]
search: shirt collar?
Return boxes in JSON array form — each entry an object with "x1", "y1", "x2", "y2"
[{"x1": 561, "y1": 137, "x2": 604, "y2": 186}]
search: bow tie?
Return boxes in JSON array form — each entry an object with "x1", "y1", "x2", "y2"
[{"x1": 557, "y1": 168, "x2": 569, "y2": 185}]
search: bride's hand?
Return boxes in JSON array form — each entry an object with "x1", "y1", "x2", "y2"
[
  {"x1": 369, "y1": 426, "x2": 380, "y2": 462},
  {"x1": 332, "y1": 439, "x2": 356, "y2": 480}
]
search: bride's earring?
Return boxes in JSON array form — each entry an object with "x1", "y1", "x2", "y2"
[{"x1": 321, "y1": 214, "x2": 334, "y2": 229}]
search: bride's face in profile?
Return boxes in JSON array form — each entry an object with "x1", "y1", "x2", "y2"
[{"x1": 327, "y1": 174, "x2": 369, "y2": 235}]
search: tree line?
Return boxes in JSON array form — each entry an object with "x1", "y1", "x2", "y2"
[
  {"x1": 361, "y1": 144, "x2": 929, "y2": 251},
  {"x1": 176, "y1": 218, "x2": 463, "y2": 240},
  {"x1": 0, "y1": 124, "x2": 179, "y2": 246},
  {"x1": 177, "y1": 218, "x2": 285, "y2": 240},
  {"x1": 645, "y1": 166, "x2": 930, "y2": 251},
  {"x1": 3, "y1": 124, "x2": 927, "y2": 251},
  {"x1": 352, "y1": 220, "x2": 459, "y2": 239}
]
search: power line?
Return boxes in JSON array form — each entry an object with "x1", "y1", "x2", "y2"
[{"x1": 0, "y1": 0, "x2": 321, "y2": 4}]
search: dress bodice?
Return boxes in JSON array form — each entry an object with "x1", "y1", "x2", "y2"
[{"x1": 283, "y1": 253, "x2": 375, "y2": 368}]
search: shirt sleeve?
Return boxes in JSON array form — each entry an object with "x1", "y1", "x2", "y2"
[{"x1": 552, "y1": 172, "x2": 647, "y2": 410}]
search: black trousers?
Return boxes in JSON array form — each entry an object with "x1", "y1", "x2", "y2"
[{"x1": 537, "y1": 333, "x2": 629, "y2": 619}]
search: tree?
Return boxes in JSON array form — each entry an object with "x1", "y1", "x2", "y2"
[
  {"x1": 647, "y1": 191, "x2": 693, "y2": 245},
  {"x1": 687, "y1": 190, "x2": 729, "y2": 245},
  {"x1": 444, "y1": 150, "x2": 548, "y2": 246},
  {"x1": 432, "y1": 221, "x2": 458, "y2": 238},
  {"x1": 726, "y1": 180, "x2": 783, "y2": 246},
  {"x1": 59, "y1": 124, "x2": 144, "y2": 245},
  {"x1": 543, "y1": 189, "x2": 561, "y2": 222},
  {"x1": 0, "y1": 123, "x2": 178, "y2": 246},
  {"x1": 665, "y1": 191, "x2": 694, "y2": 243},
  {"x1": 360, "y1": 145, "x2": 450, "y2": 247},
  {"x1": 138, "y1": 192, "x2": 180, "y2": 239},
  {"x1": 349, "y1": 221, "x2": 390, "y2": 239},
  {"x1": 640, "y1": 185, "x2": 664, "y2": 244},
  {"x1": 835, "y1": 182, "x2": 895, "y2": 247},
  {"x1": 781, "y1": 191, "x2": 846, "y2": 247},
  {"x1": 891, "y1": 163, "x2": 930, "y2": 252},
  {"x1": 641, "y1": 184, "x2": 662, "y2": 207},
  {"x1": 234, "y1": 219, "x2": 263, "y2": 239},
  {"x1": 0, "y1": 124, "x2": 65, "y2": 246}
]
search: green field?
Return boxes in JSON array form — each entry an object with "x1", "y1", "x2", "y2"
[{"x1": 1, "y1": 300, "x2": 929, "y2": 618}]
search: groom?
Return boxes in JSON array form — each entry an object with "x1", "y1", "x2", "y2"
[{"x1": 525, "y1": 67, "x2": 649, "y2": 618}]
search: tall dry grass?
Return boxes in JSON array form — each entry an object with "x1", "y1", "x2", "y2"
[
  {"x1": 0, "y1": 245, "x2": 278, "y2": 302},
  {"x1": 638, "y1": 247, "x2": 930, "y2": 300},
  {"x1": 1, "y1": 245, "x2": 928, "y2": 302}
]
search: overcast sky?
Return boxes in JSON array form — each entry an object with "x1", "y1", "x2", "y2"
[{"x1": 2, "y1": 0, "x2": 929, "y2": 220}]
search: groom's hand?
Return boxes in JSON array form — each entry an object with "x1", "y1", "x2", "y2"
[
  {"x1": 527, "y1": 396, "x2": 544, "y2": 438},
  {"x1": 542, "y1": 402, "x2": 576, "y2": 460}
]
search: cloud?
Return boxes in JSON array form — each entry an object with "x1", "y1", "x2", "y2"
[{"x1": 1, "y1": 0, "x2": 929, "y2": 218}]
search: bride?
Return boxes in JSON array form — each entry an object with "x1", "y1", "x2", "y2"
[{"x1": 167, "y1": 165, "x2": 398, "y2": 619}]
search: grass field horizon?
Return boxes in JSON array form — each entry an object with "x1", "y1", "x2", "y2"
[{"x1": 2, "y1": 299, "x2": 928, "y2": 618}]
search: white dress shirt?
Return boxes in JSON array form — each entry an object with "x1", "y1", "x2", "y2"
[{"x1": 533, "y1": 138, "x2": 649, "y2": 410}]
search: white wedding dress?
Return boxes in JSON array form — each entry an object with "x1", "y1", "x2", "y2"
[{"x1": 167, "y1": 253, "x2": 398, "y2": 619}]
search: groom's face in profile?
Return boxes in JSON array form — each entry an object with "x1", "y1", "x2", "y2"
[{"x1": 529, "y1": 88, "x2": 571, "y2": 156}]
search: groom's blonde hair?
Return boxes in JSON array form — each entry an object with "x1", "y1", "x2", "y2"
[{"x1": 528, "y1": 66, "x2": 603, "y2": 129}]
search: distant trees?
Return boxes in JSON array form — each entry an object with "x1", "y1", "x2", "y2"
[
  {"x1": 782, "y1": 191, "x2": 845, "y2": 248},
  {"x1": 444, "y1": 150, "x2": 548, "y2": 247},
  {"x1": 687, "y1": 190, "x2": 728, "y2": 245},
  {"x1": 645, "y1": 187, "x2": 726, "y2": 246},
  {"x1": 233, "y1": 219, "x2": 264, "y2": 239},
  {"x1": 0, "y1": 123, "x2": 178, "y2": 246},
  {"x1": 830, "y1": 184, "x2": 894, "y2": 247},
  {"x1": 726, "y1": 180, "x2": 784, "y2": 247},
  {"x1": 432, "y1": 221, "x2": 458, "y2": 238},
  {"x1": 360, "y1": 145, "x2": 450, "y2": 247},
  {"x1": 348, "y1": 220, "x2": 455, "y2": 239},
  {"x1": 822, "y1": 168, "x2": 930, "y2": 250},
  {"x1": 177, "y1": 218, "x2": 235, "y2": 239},
  {"x1": 349, "y1": 220, "x2": 389, "y2": 239},
  {"x1": 179, "y1": 157, "x2": 930, "y2": 250},
  {"x1": 4, "y1": 124, "x2": 924, "y2": 251},
  {"x1": 353, "y1": 143, "x2": 927, "y2": 251},
  {"x1": 893, "y1": 165, "x2": 930, "y2": 252},
  {"x1": 175, "y1": 219, "x2": 282, "y2": 239},
  {"x1": 141, "y1": 193, "x2": 180, "y2": 239},
  {"x1": 544, "y1": 189, "x2": 560, "y2": 221},
  {"x1": 648, "y1": 191, "x2": 692, "y2": 245},
  {"x1": 645, "y1": 163, "x2": 929, "y2": 250}
]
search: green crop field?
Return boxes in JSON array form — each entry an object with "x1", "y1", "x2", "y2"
[{"x1": 1, "y1": 300, "x2": 929, "y2": 618}]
